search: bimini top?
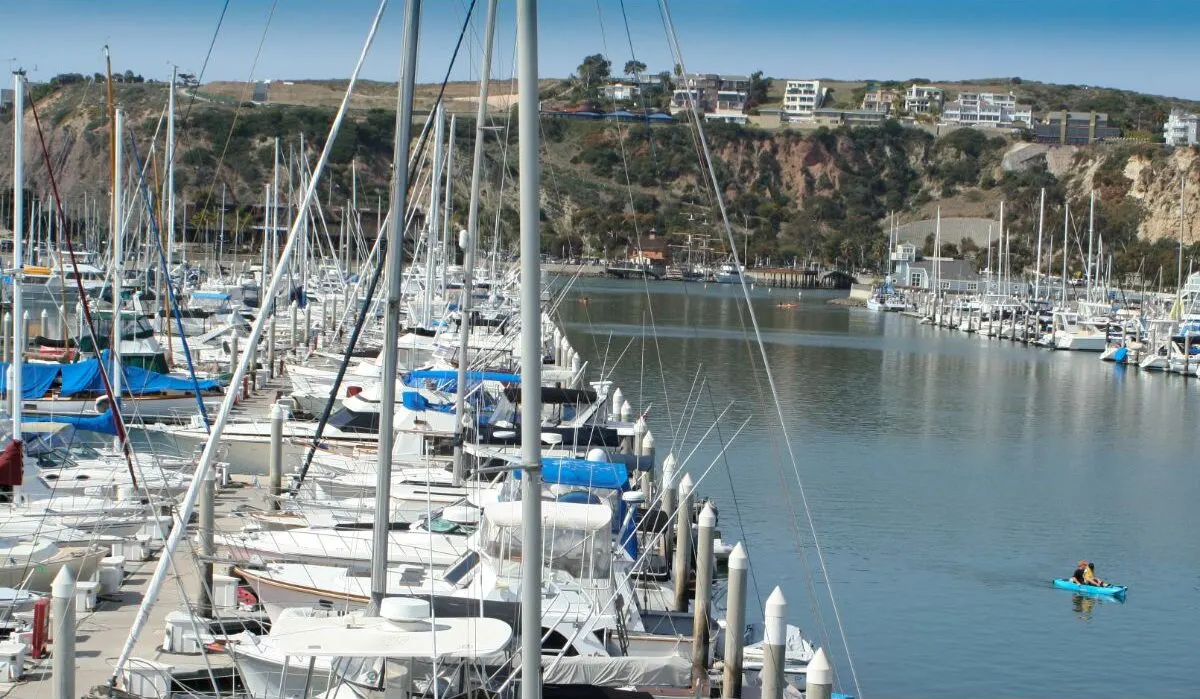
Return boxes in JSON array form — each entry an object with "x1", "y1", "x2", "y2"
[{"x1": 484, "y1": 500, "x2": 612, "y2": 532}]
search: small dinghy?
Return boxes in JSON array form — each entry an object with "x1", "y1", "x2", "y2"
[{"x1": 1053, "y1": 578, "x2": 1127, "y2": 597}]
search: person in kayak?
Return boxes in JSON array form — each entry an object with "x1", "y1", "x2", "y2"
[
  {"x1": 1083, "y1": 562, "x2": 1108, "y2": 587},
  {"x1": 1071, "y1": 560, "x2": 1090, "y2": 585}
]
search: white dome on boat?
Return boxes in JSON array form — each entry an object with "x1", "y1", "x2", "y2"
[
  {"x1": 586, "y1": 448, "x2": 608, "y2": 463},
  {"x1": 380, "y1": 597, "x2": 430, "y2": 623}
]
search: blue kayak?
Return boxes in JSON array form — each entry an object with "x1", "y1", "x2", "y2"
[{"x1": 1053, "y1": 578, "x2": 1127, "y2": 597}]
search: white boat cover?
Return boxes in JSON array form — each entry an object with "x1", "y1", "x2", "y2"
[{"x1": 540, "y1": 654, "x2": 690, "y2": 687}]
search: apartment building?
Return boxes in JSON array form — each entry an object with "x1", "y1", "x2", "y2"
[
  {"x1": 1164, "y1": 109, "x2": 1200, "y2": 146},
  {"x1": 781, "y1": 79, "x2": 824, "y2": 121},
  {"x1": 860, "y1": 87, "x2": 898, "y2": 114},
  {"x1": 942, "y1": 91, "x2": 1033, "y2": 127},
  {"x1": 600, "y1": 83, "x2": 640, "y2": 101},
  {"x1": 671, "y1": 73, "x2": 750, "y2": 123},
  {"x1": 903, "y1": 84, "x2": 945, "y2": 114}
]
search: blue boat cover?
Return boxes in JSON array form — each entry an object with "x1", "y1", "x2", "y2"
[
  {"x1": 41, "y1": 408, "x2": 119, "y2": 435},
  {"x1": 513, "y1": 458, "x2": 629, "y2": 490},
  {"x1": 191, "y1": 291, "x2": 231, "y2": 300},
  {"x1": 0, "y1": 352, "x2": 220, "y2": 399},
  {"x1": 403, "y1": 369, "x2": 521, "y2": 393},
  {"x1": 1113, "y1": 347, "x2": 1129, "y2": 363},
  {"x1": 401, "y1": 391, "x2": 455, "y2": 413},
  {"x1": 0, "y1": 362, "x2": 64, "y2": 399}
]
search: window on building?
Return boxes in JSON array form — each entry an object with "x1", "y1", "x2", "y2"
[{"x1": 966, "y1": 282, "x2": 978, "y2": 291}]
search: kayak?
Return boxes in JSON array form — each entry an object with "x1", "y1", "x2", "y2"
[{"x1": 1053, "y1": 578, "x2": 1127, "y2": 597}]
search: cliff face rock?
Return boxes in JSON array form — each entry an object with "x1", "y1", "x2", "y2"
[{"x1": 1121, "y1": 149, "x2": 1200, "y2": 241}]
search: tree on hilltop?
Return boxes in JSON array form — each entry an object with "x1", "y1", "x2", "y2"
[
  {"x1": 748, "y1": 71, "x2": 771, "y2": 108},
  {"x1": 623, "y1": 60, "x2": 647, "y2": 78},
  {"x1": 574, "y1": 54, "x2": 612, "y2": 99}
]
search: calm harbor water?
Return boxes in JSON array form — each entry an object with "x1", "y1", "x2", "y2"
[{"x1": 557, "y1": 277, "x2": 1200, "y2": 699}]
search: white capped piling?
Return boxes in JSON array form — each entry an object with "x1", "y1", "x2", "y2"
[
  {"x1": 197, "y1": 467, "x2": 215, "y2": 618},
  {"x1": 805, "y1": 647, "x2": 833, "y2": 699},
  {"x1": 611, "y1": 387, "x2": 624, "y2": 417},
  {"x1": 51, "y1": 565, "x2": 76, "y2": 699},
  {"x1": 39, "y1": 308, "x2": 47, "y2": 339},
  {"x1": 620, "y1": 399, "x2": 633, "y2": 422},
  {"x1": 641, "y1": 430, "x2": 656, "y2": 460},
  {"x1": 20, "y1": 310, "x2": 29, "y2": 356},
  {"x1": 1, "y1": 312, "x2": 8, "y2": 363},
  {"x1": 761, "y1": 587, "x2": 787, "y2": 699},
  {"x1": 633, "y1": 417, "x2": 647, "y2": 457},
  {"x1": 289, "y1": 300, "x2": 299, "y2": 355},
  {"x1": 722, "y1": 542, "x2": 748, "y2": 698},
  {"x1": 691, "y1": 503, "x2": 717, "y2": 686},
  {"x1": 672, "y1": 472, "x2": 694, "y2": 612},
  {"x1": 58, "y1": 305, "x2": 66, "y2": 341},
  {"x1": 229, "y1": 333, "x2": 240, "y2": 379},
  {"x1": 268, "y1": 313, "x2": 277, "y2": 379},
  {"x1": 303, "y1": 299, "x2": 313, "y2": 348},
  {"x1": 661, "y1": 453, "x2": 677, "y2": 558},
  {"x1": 268, "y1": 401, "x2": 285, "y2": 509},
  {"x1": 321, "y1": 294, "x2": 330, "y2": 338}
]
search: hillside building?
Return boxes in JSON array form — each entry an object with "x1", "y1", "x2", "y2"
[
  {"x1": 671, "y1": 73, "x2": 750, "y2": 124},
  {"x1": 0, "y1": 88, "x2": 12, "y2": 111},
  {"x1": 1164, "y1": 109, "x2": 1200, "y2": 146},
  {"x1": 860, "y1": 87, "x2": 898, "y2": 114},
  {"x1": 903, "y1": 84, "x2": 945, "y2": 114},
  {"x1": 600, "y1": 83, "x2": 640, "y2": 101},
  {"x1": 1033, "y1": 111, "x2": 1121, "y2": 145},
  {"x1": 781, "y1": 79, "x2": 824, "y2": 121},
  {"x1": 942, "y1": 91, "x2": 1033, "y2": 128}
]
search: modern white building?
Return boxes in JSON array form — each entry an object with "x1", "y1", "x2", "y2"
[
  {"x1": 860, "y1": 87, "x2": 898, "y2": 114},
  {"x1": 1164, "y1": 109, "x2": 1200, "y2": 146},
  {"x1": 600, "y1": 83, "x2": 640, "y2": 101},
  {"x1": 942, "y1": 92, "x2": 1033, "y2": 127},
  {"x1": 903, "y1": 84, "x2": 945, "y2": 114},
  {"x1": 781, "y1": 79, "x2": 824, "y2": 121}
]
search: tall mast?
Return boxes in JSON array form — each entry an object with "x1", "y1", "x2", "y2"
[
  {"x1": 424, "y1": 104, "x2": 444, "y2": 328},
  {"x1": 1177, "y1": 173, "x2": 1186, "y2": 309},
  {"x1": 166, "y1": 66, "x2": 176, "y2": 273},
  {"x1": 112, "y1": 108, "x2": 124, "y2": 420},
  {"x1": 1061, "y1": 203, "x2": 1069, "y2": 304},
  {"x1": 453, "y1": 0, "x2": 500, "y2": 486},
  {"x1": 1087, "y1": 191, "x2": 1096, "y2": 299},
  {"x1": 12, "y1": 70, "x2": 25, "y2": 441},
  {"x1": 441, "y1": 113, "x2": 456, "y2": 294},
  {"x1": 1034, "y1": 188, "x2": 1045, "y2": 301},
  {"x1": 998, "y1": 200, "x2": 1005, "y2": 295},
  {"x1": 517, "y1": 0, "x2": 544, "y2": 696},
  {"x1": 369, "y1": 0, "x2": 420, "y2": 616}
]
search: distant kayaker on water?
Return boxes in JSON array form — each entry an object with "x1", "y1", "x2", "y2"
[{"x1": 1084, "y1": 562, "x2": 1108, "y2": 587}]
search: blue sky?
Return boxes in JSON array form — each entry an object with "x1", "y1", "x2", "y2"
[{"x1": 1, "y1": 0, "x2": 1198, "y2": 99}]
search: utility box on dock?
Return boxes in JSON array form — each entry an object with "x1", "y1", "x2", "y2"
[
  {"x1": 0, "y1": 640, "x2": 26, "y2": 680},
  {"x1": 124, "y1": 660, "x2": 175, "y2": 698}
]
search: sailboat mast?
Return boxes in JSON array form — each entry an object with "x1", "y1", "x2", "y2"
[
  {"x1": 1061, "y1": 203, "x2": 1069, "y2": 304},
  {"x1": 112, "y1": 109, "x2": 124, "y2": 414},
  {"x1": 166, "y1": 66, "x2": 176, "y2": 272},
  {"x1": 441, "y1": 113, "x2": 456, "y2": 294},
  {"x1": 517, "y1": 0, "x2": 544, "y2": 696},
  {"x1": 453, "y1": 0, "x2": 500, "y2": 486},
  {"x1": 12, "y1": 71, "x2": 25, "y2": 440},
  {"x1": 1177, "y1": 173, "x2": 1186, "y2": 307},
  {"x1": 998, "y1": 200, "x2": 1005, "y2": 294},
  {"x1": 368, "y1": 0, "x2": 421, "y2": 616},
  {"x1": 1087, "y1": 191, "x2": 1096, "y2": 298},
  {"x1": 424, "y1": 104, "x2": 444, "y2": 328},
  {"x1": 1034, "y1": 188, "x2": 1045, "y2": 301}
]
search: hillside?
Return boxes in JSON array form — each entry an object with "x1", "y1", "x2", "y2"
[{"x1": 1, "y1": 77, "x2": 1198, "y2": 285}]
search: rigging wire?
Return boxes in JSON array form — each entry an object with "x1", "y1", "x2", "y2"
[{"x1": 656, "y1": 2, "x2": 864, "y2": 696}]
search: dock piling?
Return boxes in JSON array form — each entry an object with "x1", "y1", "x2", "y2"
[
  {"x1": 672, "y1": 472, "x2": 694, "y2": 612},
  {"x1": 691, "y1": 503, "x2": 717, "y2": 687},
  {"x1": 805, "y1": 647, "x2": 833, "y2": 699},
  {"x1": 197, "y1": 467, "x2": 215, "y2": 619},
  {"x1": 268, "y1": 401, "x2": 285, "y2": 509},
  {"x1": 761, "y1": 586, "x2": 787, "y2": 699},
  {"x1": 661, "y1": 454, "x2": 676, "y2": 559},
  {"x1": 722, "y1": 543, "x2": 748, "y2": 698},
  {"x1": 51, "y1": 566, "x2": 76, "y2": 699},
  {"x1": 290, "y1": 301, "x2": 299, "y2": 355}
]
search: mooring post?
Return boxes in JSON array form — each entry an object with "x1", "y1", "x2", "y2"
[
  {"x1": 691, "y1": 503, "x2": 717, "y2": 687},
  {"x1": 51, "y1": 566, "x2": 76, "y2": 699},
  {"x1": 722, "y1": 543, "x2": 748, "y2": 698},
  {"x1": 672, "y1": 472, "x2": 694, "y2": 612},
  {"x1": 269, "y1": 401, "x2": 285, "y2": 510},
  {"x1": 806, "y1": 647, "x2": 833, "y2": 699},
  {"x1": 761, "y1": 586, "x2": 787, "y2": 699},
  {"x1": 198, "y1": 467, "x2": 215, "y2": 618}
]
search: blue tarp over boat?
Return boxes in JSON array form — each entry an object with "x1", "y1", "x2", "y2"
[
  {"x1": 41, "y1": 409, "x2": 120, "y2": 435},
  {"x1": 0, "y1": 351, "x2": 220, "y2": 399},
  {"x1": 513, "y1": 458, "x2": 629, "y2": 490}
]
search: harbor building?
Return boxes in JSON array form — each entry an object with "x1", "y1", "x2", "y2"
[
  {"x1": 942, "y1": 91, "x2": 1033, "y2": 128},
  {"x1": 860, "y1": 87, "x2": 899, "y2": 114},
  {"x1": 1033, "y1": 111, "x2": 1121, "y2": 145},
  {"x1": 781, "y1": 79, "x2": 824, "y2": 121},
  {"x1": 903, "y1": 84, "x2": 945, "y2": 114},
  {"x1": 1163, "y1": 109, "x2": 1200, "y2": 146}
]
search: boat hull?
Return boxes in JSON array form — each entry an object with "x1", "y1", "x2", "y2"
[{"x1": 1052, "y1": 578, "x2": 1127, "y2": 597}]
